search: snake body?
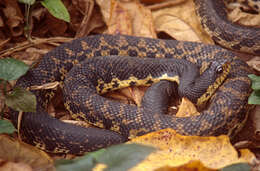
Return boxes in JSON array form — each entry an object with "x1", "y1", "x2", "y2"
[
  {"x1": 194, "y1": 0, "x2": 260, "y2": 55},
  {"x1": 10, "y1": 0, "x2": 253, "y2": 155}
]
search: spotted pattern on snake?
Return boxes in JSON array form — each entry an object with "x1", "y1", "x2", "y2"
[{"x1": 10, "y1": 0, "x2": 254, "y2": 155}]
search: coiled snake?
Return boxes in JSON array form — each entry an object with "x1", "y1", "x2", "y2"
[{"x1": 10, "y1": 0, "x2": 254, "y2": 154}]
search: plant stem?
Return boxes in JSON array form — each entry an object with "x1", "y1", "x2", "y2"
[{"x1": 24, "y1": 4, "x2": 32, "y2": 40}]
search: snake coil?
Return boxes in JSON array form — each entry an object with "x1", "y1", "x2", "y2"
[{"x1": 10, "y1": 0, "x2": 253, "y2": 154}]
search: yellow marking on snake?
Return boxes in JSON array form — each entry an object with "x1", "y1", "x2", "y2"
[
  {"x1": 97, "y1": 74, "x2": 179, "y2": 94},
  {"x1": 197, "y1": 62, "x2": 231, "y2": 106}
]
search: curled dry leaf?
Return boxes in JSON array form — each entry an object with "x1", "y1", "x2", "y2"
[
  {"x1": 153, "y1": 13, "x2": 200, "y2": 42},
  {"x1": 249, "y1": 106, "x2": 260, "y2": 140},
  {"x1": 0, "y1": 159, "x2": 33, "y2": 171},
  {"x1": 105, "y1": 86, "x2": 147, "y2": 106},
  {"x1": 2, "y1": 0, "x2": 24, "y2": 37},
  {"x1": 152, "y1": 0, "x2": 214, "y2": 43},
  {"x1": 96, "y1": 0, "x2": 156, "y2": 38},
  {"x1": 176, "y1": 97, "x2": 199, "y2": 117},
  {"x1": 72, "y1": 0, "x2": 96, "y2": 38},
  {"x1": 0, "y1": 15, "x2": 4, "y2": 27},
  {"x1": 0, "y1": 135, "x2": 54, "y2": 171},
  {"x1": 98, "y1": 0, "x2": 132, "y2": 35},
  {"x1": 130, "y1": 129, "x2": 256, "y2": 170},
  {"x1": 247, "y1": 57, "x2": 260, "y2": 72}
]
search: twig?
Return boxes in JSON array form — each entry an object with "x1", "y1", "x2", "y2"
[{"x1": 0, "y1": 37, "x2": 73, "y2": 58}]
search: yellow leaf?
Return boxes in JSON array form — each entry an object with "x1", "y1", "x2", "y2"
[
  {"x1": 129, "y1": 129, "x2": 256, "y2": 170},
  {"x1": 176, "y1": 97, "x2": 199, "y2": 117}
]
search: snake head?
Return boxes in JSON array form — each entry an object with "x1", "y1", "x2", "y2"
[{"x1": 196, "y1": 59, "x2": 231, "y2": 106}]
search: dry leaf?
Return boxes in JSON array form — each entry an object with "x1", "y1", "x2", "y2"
[
  {"x1": 0, "y1": 135, "x2": 54, "y2": 171},
  {"x1": 228, "y1": 7, "x2": 260, "y2": 27},
  {"x1": 96, "y1": 0, "x2": 156, "y2": 37},
  {"x1": 153, "y1": 13, "x2": 200, "y2": 42},
  {"x1": 0, "y1": 159, "x2": 33, "y2": 171},
  {"x1": 247, "y1": 57, "x2": 260, "y2": 72},
  {"x1": 0, "y1": 16, "x2": 4, "y2": 27},
  {"x1": 176, "y1": 97, "x2": 199, "y2": 117},
  {"x1": 72, "y1": 0, "x2": 96, "y2": 37},
  {"x1": 152, "y1": 0, "x2": 213, "y2": 43},
  {"x1": 96, "y1": 0, "x2": 132, "y2": 35},
  {"x1": 156, "y1": 160, "x2": 216, "y2": 171},
  {"x1": 129, "y1": 129, "x2": 256, "y2": 170},
  {"x1": 2, "y1": 0, "x2": 24, "y2": 37},
  {"x1": 45, "y1": 13, "x2": 67, "y2": 37},
  {"x1": 250, "y1": 106, "x2": 260, "y2": 139},
  {"x1": 77, "y1": 5, "x2": 105, "y2": 36}
]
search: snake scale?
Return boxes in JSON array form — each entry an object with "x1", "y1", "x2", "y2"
[{"x1": 10, "y1": 0, "x2": 255, "y2": 155}]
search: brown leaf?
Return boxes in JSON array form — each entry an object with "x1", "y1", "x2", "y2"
[
  {"x1": 0, "y1": 159, "x2": 33, "y2": 171},
  {"x1": 2, "y1": 0, "x2": 24, "y2": 37},
  {"x1": 250, "y1": 106, "x2": 260, "y2": 140},
  {"x1": 96, "y1": 0, "x2": 132, "y2": 35},
  {"x1": 45, "y1": 13, "x2": 68, "y2": 37},
  {"x1": 0, "y1": 135, "x2": 54, "y2": 171},
  {"x1": 153, "y1": 13, "x2": 200, "y2": 42},
  {"x1": 247, "y1": 57, "x2": 260, "y2": 72},
  {"x1": 0, "y1": 16, "x2": 4, "y2": 27},
  {"x1": 72, "y1": 0, "x2": 96, "y2": 37},
  {"x1": 227, "y1": 6, "x2": 260, "y2": 27},
  {"x1": 96, "y1": 0, "x2": 156, "y2": 37},
  {"x1": 152, "y1": 0, "x2": 213, "y2": 43}
]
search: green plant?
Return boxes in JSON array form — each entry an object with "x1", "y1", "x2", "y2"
[
  {"x1": 18, "y1": 0, "x2": 70, "y2": 39},
  {"x1": 248, "y1": 74, "x2": 260, "y2": 105},
  {"x1": 0, "y1": 58, "x2": 36, "y2": 134}
]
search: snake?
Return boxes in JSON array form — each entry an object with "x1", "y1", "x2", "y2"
[
  {"x1": 194, "y1": 0, "x2": 260, "y2": 55},
  {"x1": 9, "y1": 0, "x2": 254, "y2": 155}
]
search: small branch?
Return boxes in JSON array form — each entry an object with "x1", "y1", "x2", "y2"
[{"x1": 0, "y1": 37, "x2": 73, "y2": 58}]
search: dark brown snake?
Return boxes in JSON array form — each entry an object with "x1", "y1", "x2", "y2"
[{"x1": 10, "y1": 0, "x2": 255, "y2": 155}]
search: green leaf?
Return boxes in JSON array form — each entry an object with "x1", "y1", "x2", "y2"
[
  {"x1": 248, "y1": 74, "x2": 260, "y2": 91},
  {"x1": 0, "y1": 120, "x2": 16, "y2": 134},
  {"x1": 55, "y1": 143, "x2": 156, "y2": 171},
  {"x1": 248, "y1": 90, "x2": 260, "y2": 105},
  {"x1": 18, "y1": 0, "x2": 35, "y2": 5},
  {"x1": 5, "y1": 87, "x2": 36, "y2": 112},
  {"x1": 41, "y1": 0, "x2": 70, "y2": 22},
  {"x1": 0, "y1": 58, "x2": 29, "y2": 81},
  {"x1": 55, "y1": 149, "x2": 105, "y2": 171},
  {"x1": 221, "y1": 163, "x2": 250, "y2": 171}
]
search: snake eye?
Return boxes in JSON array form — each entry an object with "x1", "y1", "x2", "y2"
[{"x1": 216, "y1": 65, "x2": 223, "y2": 74}]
